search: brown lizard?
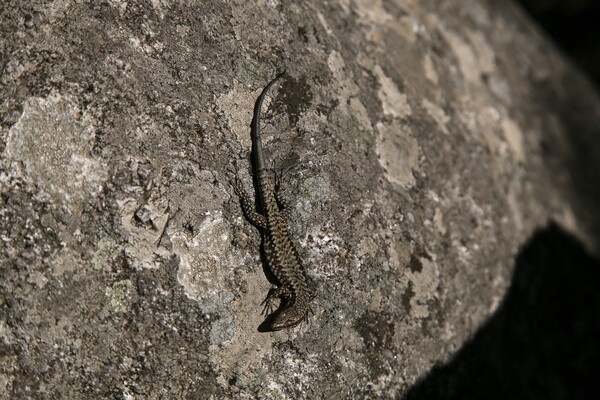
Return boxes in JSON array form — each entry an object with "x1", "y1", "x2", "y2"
[{"x1": 233, "y1": 71, "x2": 313, "y2": 330}]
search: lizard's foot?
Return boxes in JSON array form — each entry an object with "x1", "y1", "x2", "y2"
[
  {"x1": 232, "y1": 175, "x2": 245, "y2": 197},
  {"x1": 260, "y1": 287, "x2": 283, "y2": 316}
]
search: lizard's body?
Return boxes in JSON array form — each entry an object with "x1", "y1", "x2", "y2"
[{"x1": 234, "y1": 72, "x2": 313, "y2": 330}]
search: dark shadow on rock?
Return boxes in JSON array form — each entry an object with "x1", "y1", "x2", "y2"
[
  {"x1": 534, "y1": 72, "x2": 600, "y2": 252},
  {"x1": 402, "y1": 223, "x2": 600, "y2": 400}
]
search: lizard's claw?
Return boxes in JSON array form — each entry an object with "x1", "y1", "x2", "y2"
[{"x1": 260, "y1": 288, "x2": 280, "y2": 316}]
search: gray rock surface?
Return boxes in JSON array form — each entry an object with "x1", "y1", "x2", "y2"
[{"x1": 1, "y1": 0, "x2": 599, "y2": 398}]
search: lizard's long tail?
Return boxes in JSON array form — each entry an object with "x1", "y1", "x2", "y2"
[{"x1": 251, "y1": 71, "x2": 286, "y2": 172}]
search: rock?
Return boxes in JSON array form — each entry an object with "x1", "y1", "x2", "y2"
[{"x1": 1, "y1": 1, "x2": 598, "y2": 398}]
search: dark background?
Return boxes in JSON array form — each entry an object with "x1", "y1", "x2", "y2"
[{"x1": 516, "y1": 0, "x2": 600, "y2": 89}]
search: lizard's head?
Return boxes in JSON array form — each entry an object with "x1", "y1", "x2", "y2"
[{"x1": 271, "y1": 306, "x2": 307, "y2": 331}]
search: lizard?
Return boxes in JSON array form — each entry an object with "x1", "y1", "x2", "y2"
[{"x1": 233, "y1": 71, "x2": 313, "y2": 331}]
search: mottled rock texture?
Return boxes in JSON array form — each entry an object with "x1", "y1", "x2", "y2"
[{"x1": 1, "y1": 0, "x2": 599, "y2": 399}]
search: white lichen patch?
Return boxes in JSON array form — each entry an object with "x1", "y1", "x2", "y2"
[
  {"x1": 316, "y1": 11, "x2": 334, "y2": 36},
  {"x1": 215, "y1": 81, "x2": 261, "y2": 149},
  {"x1": 488, "y1": 75, "x2": 513, "y2": 104},
  {"x1": 506, "y1": 174, "x2": 525, "y2": 234},
  {"x1": 349, "y1": 97, "x2": 373, "y2": 132},
  {"x1": 105, "y1": 279, "x2": 135, "y2": 313},
  {"x1": 466, "y1": 30, "x2": 496, "y2": 77},
  {"x1": 433, "y1": 208, "x2": 447, "y2": 235},
  {"x1": 353, "y1": 0, "x2": 392, "y2": 25},
  {"x1": 327, "y1": 50, "x2": 361, "y2": 115},
  {"x1": 373, "y1": 65, "x2": 412, "y2": 118},
  {"x1": 488, "y1": 273, "x2": 507, "y2": 314},
  {"x1": 477, "y1": 107, "x2": 503, "y2": 154},
  {"x1": 48, "y1": 248, "x2": 83, "y2": 277},
  {"x1": 375, "y1": 122, "x2": 420, "y2": 189},
  {"x1": 406, "y1": 257, "x2": 440, "y2": 319},
  {"x1": 422, "y1": 99, "x2": 450, "y2": 134},
  {"x1": 501, "y1": 117, "x2": 525, "y2": 162},
  {"x1": 4, "y1": 93, "x2": 106, "y2": 211},
  {"x1": 352, "y1": 0, "x2": 393, "y2": 43},
  {"x1": 173, "y1": 211, "x2": 240, "y2": 313},
  {"x1": 327, "y1": 50, "x2": 346, "y2": 80},
  {"x1": 441, "y1": 29, "x2": 480, "y2": 85},
  {"x1": 423, "y1": 53, "x2": 439, "y2": 85},
  {"x1": 396, "y1": 14, "x2": 421, "y2": 44},
  {"x1": 92, "y1": 238, "x2": 123, "y2": 271}
]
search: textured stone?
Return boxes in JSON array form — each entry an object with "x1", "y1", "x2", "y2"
[{"x1": 1, "y1": 1, "x2": 598, "y2": 398}]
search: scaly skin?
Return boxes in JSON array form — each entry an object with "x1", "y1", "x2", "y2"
[{"x1": 234, "y1": 71, "x2": 313, "y2": 330}]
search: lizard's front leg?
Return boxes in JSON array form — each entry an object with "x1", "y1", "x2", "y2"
[{"x1": 233, "y1": 177, "x2": 267, "y2": 229}]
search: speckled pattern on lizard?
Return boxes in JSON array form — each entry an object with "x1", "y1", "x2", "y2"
[{"x1": 233, "y1": 71, "x2": 314, "y2": 331}]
